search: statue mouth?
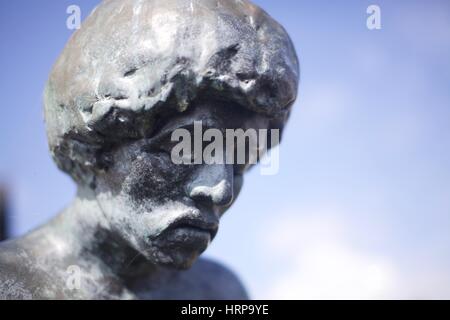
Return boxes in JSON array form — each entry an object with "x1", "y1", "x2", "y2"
[
  {"x1": 149, "y1": 216, "x2": 219, "y2": 255},
  {"x1": 165, "y1": 217, "x2": 219, "y2": 240}
]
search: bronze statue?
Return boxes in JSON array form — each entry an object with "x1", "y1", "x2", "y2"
[{"x1": 0, "y1": 0, "x2": 298, "y2": 299}]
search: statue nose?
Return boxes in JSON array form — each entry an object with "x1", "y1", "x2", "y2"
[
  {"x1": 189, "y1": 180, "x2": 234, "y2": 206},
  {"x1": 188, "y1": 165, "x2": 234, "y2": 207}
]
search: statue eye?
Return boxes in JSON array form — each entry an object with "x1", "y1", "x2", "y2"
[
  {"x1": 181, "y1": 148, "x2": 198, "y2": 164},
  {"x1": 141, "y1": 144, "x2": 162, "y2": 154},
  {"x1": 141, "y1": 137, "x2": 174, "y2": 155}
]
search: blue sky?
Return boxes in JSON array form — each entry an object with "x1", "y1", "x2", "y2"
[{"x1": 1, "y1": 0, "x2": 450, "y2": 299}]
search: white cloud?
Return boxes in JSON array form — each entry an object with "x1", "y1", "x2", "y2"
[{"x1": 258, "y1": 209, "x2": 397, "y2": 299}]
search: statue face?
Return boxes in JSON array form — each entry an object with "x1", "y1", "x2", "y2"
[{"x1": 94, "y1": 100, "x2": 269, "y2": 269}]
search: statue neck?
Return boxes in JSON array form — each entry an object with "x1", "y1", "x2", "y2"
[{"x1": 41, "y1": 186, "x2": 152, "y2": 280}]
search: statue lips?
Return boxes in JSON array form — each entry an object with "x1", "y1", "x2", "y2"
[
  {"x1": 148, "y1": 216, "x2": 219, "y2": 255},
  {"x1": 166, "y1": 216, "x2": 219, "y2": 240},
  {"x1": 151, "y1": 215, "x2": 219, "y2": 246}
]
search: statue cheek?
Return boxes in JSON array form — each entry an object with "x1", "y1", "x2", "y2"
[{"x1": 123, "y1": 152, "x2": 193, "y2": 203}]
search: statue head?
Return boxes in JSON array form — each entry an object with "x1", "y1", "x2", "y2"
[{"x1": 43, "y1": 0, "x2": 299, "y2": 269}]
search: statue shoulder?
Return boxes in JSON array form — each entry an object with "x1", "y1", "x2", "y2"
[
  {"x1": 136, "y1": 257, "x2": 249, "y2": 300},
  {"x1": 0, "y1": 241, "x2": 35, "y2": 299},
  {"x1": 0, "y1": 240, "x2": 20, "y2": 273},
  {"x1": 186, "y1": 257, "x2": 249, "y2": 300},
  {"x1": 0, "y1": 239, "x2": 61, "y2": 300}
]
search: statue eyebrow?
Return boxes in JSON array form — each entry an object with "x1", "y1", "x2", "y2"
[{"x1": 148, "y1": 118, "x2": 218, "y2": 144}]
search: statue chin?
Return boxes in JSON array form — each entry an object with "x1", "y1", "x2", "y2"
[{"x1": 156, "y1": 249, "x2": 204, "y2": 271}]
